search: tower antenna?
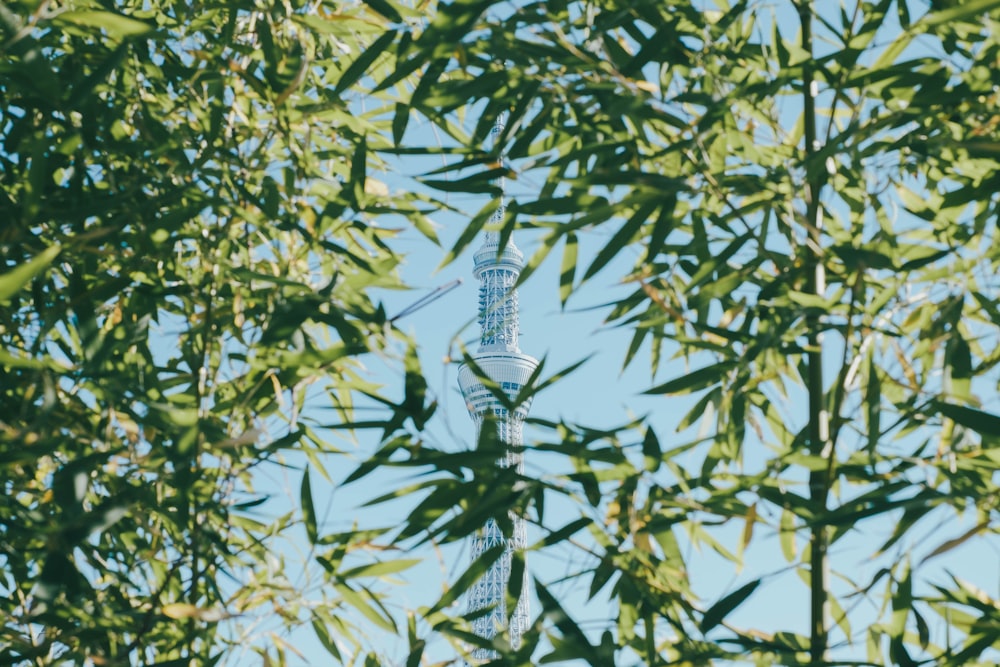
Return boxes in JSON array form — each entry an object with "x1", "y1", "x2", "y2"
[{"x1": 458, "y1": 110, "x2": 537, "y2": 662}]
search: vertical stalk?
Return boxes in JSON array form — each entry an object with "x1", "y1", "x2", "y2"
[{"x1": 797, "y1": 1, "x2": 829, "y2": 662}]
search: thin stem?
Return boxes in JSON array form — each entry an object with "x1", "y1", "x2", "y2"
[{"x1": 797, "y1": 0, "x2": 830, "y2": 662}]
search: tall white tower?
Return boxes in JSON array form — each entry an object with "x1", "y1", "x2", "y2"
[{"x1": 458, "y1": 113, "x2": 537, "y2": 662}]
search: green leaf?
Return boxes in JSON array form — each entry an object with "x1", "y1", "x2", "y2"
[
  {"x1": 531, "y1": 517, "x2": 592, "y2": 549},
  {"x1": 914, "y1": 606, "x2": 929, "y2": 651},
  {"x1": 0, "y1": 244, "x2": 60, "y2": 304},
  {"x1": 362, "y1": 0, "x2": 403, "y2": 23},
  {"x1": 700, "y1": 579, "x2": 760, "y2": 633},
  {"x1": 437, "y1": 202, "x2": 495, "y2": 270},
  {"x1": 0, "y1": 348, "x2": 67, "y2": 370},
  {"x1": 429, "y1": 544, "x2": 503, "y2": 614},
  {"x1": 644, "y1": 362, "x2": 734, "y2": 395},
  {"x1": 830, "y1": 594, "x2": 852, "y2": 644},
  {"x1": 934, "y1": 401, "x2": 1000, "y2": 437},
  {"x1": 919, "y1": 0, "x2": 1000, "y2": 27},
  {"x1": 583, "y1": 200, "x2": 657, "y2": 281},
  {"x1": 779, "y1": 508, "x2": 797, "y2": 562},
  {"x1": 536, "y1": 580, "x2": 605, "y2": 663},
  {"x1": 641, "y1": 427, "x2": 661, "y2": 472},
  {"x1": 946, "y1": 333, "x2": 973, "y2": 401},
  {"x1": 336, "y1": 584, "x2": 397, "y2": 632},
  {"x1": 55, "y1": 10, "x2": 153, "y2": 37},
  {"x1": 889, "y1": 561, "x2": 912, "y2": 636},
  {"x1": 865, "y1": 352, "x2": 881, "y2": 451},
  {"x1": 351, "y1": 135, "x2": 368, "y2": 208},
  {"x1": 785, "y1": 290, "x2": 836, "y2": 310},
  {"x1": 559, "y1": 232, "x2": 577, "y2": 306},
  {"x1": 335, "y1": 29, "x2": 398, "y2": 95},
  {"x1": 921, "y1": 522, "x2": 989, "y2": 563},
  {"x1": 301, "y1": 466, "x2": 318, "y2": 545},
  {"x1": 312, "y1": 619, "x2": 342, "y2": 660},
  {"x1": 339, "y1": 558, "x2": 421, "y2": 579},
  {"x1": 392, "y1": 102, "x2": 409, "y2": 145}
]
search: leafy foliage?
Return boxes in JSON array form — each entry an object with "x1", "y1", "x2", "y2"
[
  {"x1": 347, "y1": 0, "x2": 1000, "y2": 664},
  {"x1": 1, "y1": 0, "x2": 435, "y2": 663},
  {"x1": 4, "y1": 0, "x2": 1000, "y2": 665}
]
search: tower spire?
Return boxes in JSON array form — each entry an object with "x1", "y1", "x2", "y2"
[{"x1": 458, "y1": 110, "x2": 537, "y2": 662}]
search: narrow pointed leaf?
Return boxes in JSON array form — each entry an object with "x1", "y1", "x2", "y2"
[
  {"x1": 301, "y1": 466, "x2": 318, "y2": 545},
  {"x1": 700, "y1": 579, "x2": 761, "y2": 633},
  {"x1": 0, "y1": 244, "x2": 61, "y2": 303},
  {"x1": 644, "y1": 362, "x2": 734, "y2": 395}
]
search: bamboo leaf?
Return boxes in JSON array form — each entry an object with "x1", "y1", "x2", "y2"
[
  {"x1": 779, "y1": 508, "x2": 796, "y2": 562},
  {"x1": 536, "y1": 580, "x2": 605, "y2": 662},
  {"x1": 301, "y1": 466, "x2": 318, "y2": 545},
  {"x1": 55, "y1": 10, "x2": 153, "y2": 37},
  {"x1": 335, "y1": 29, "x2": 398, "y2": 95},
  {"x1": 934, "y1": 401, "x2": 1000, "y2": 436},
  {"x1": 641, "y1": 427, "x2": 661, "y2": 472},
  {"x1": 0, "y1": 244, "x2": 60, "y2": 304},
  {"x1": 531, "y1": 517, "x2": 592, "y2": 549},
  {"x1": 740, "y1": 503, "x2": 757, "y2": 553},
  {"x1": 700, "y1": 579, "x2": 760, "y2": 633},
  {"x1": 918, "y1": 0, "x2": 1000, "y2": 27},
  {"x1": 312, "y1": 619, "x2": 342, "y2": 660},
  {"x1": 559, "y1": 232, "x2": 578, "y2": 306},
  {"x1": 361, "y1": 0, "x2": 403, "y2": 23},
  {"x1": 644, "y1": 362, "x2": 734, "y2": 396},
  {"x1": 921, "y1": 522, "x2": 990, "y2": 564},
  {"x1": 865, "y1": 352, "x2": 881, "y2": 452},
  {"x1": 583, "y1": 200, "x2": 657, "y2": 282},
  {"x1": 429, "y1": 544, "x2": 503, "y2": 614},
  {"x1": 337, "y1": 584, "x2": 397, "y2": 632},
  {"x1": 340, "y1": 558, "x2": 421, "y2": 579}
]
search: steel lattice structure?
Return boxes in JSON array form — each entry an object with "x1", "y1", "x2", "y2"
[{"x1": 457, "y1": 113, "x2": 537, "y2": 663}]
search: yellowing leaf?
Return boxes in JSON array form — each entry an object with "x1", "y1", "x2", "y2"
[
  {"x1": 780, "y1": 508, "x2": 796, "y2": 562},
  {"x1": 162, "y1": 603, "x2": 201, "y2": 619},
  {"x1": 741, "y1": 503, "x2": 757, "y2": 552},
  {"x1": 162, "y1": 603, "x2": 225, "y2": 621},
  {"x1": 364, "y1": 177, "x2": 389, "y2": 197},
  {"x1": 633, "y1": 79, "x2": 659, "y2": 94}
]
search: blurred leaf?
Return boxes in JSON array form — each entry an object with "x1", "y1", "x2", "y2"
[
  {"x1": 55, "y1": 10, "x2": 153, "y2": 37},
  {"x1": 338, "y1": 584, "x2": 397, "y2": 633},
  {"x1": 340, "y1": 558, "x2": 421, "y2": 579},
  {"x1": 934, "y1": 401, "x2": 1000, "y2": 436},
  {"x1": 700, "y1": 579, "x2": 760, "y2": 633},
  {"x1": 779, "y1": 508, "x2": 796, "y2": 562},
  {"x1": 429, "y1": 544, "x2": 503, "y2": 614},
  {"x1": 583, "y1": 200, "x2": 658, "y2": 282},
  {"x1": 313, "y1": 619, "x2": 343, "y2": 660},
  {"x1": 559, "y1": 232, "x2": 578, "y2": 306},
  {"x1": 919, "y1": 0, "x2": 1000, "y2": 26},
  {"x1": 0, "y1": 244, "x2": 60, "y2": 304},
  {"x1": 922, "y1": 522, "x2": 990, "y2": 563},
  {"x1": 536, "y1": 580, "x2": 606, "y2": 663},
  {"x1": 302, "y1": 466, "x2": 318, "y2": 545},
  {"x1": 162, "y1": 603, "x2": 219, "y2": 620},
  {"x1": 531, "y1": 517, "x2": 592, "y2": 549},
  {"x1": 336, "y1": 29, "x2": 398, "y2": 95},
  {"x1": 644, "y1": 362, "x2": 734, "y2": 395},
  {"x1": 362, "y1": 0, "x2": 403, "y2": 23}
]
